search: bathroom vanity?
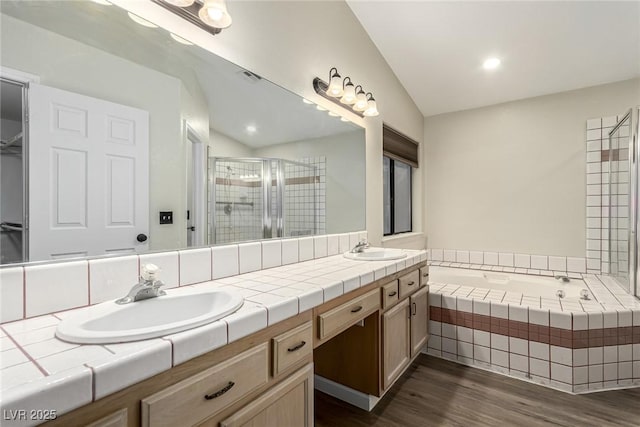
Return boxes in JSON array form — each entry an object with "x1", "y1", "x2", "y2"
[{"x1": 33, "y1": 258, "x2": 428, "y2": 427}]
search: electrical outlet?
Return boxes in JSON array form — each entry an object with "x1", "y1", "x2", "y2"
[{"x1": 159, "y1": 211, "x2": 173, "y2": 224}]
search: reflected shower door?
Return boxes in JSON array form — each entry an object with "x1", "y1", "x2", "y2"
[
  {"x1": 608, "y1": 109, "x2": 637, "y2": 296},
  {"x1": 209, "y1": 158, "x2": 266, "y2": 245}
]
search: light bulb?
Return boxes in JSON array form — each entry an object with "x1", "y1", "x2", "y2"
[
  {"x1": 363, "y1": 99, "x2": 379, "y2": 117},
  {"x1": 208, "y1": 8, "x2": 223, "y2": 20},
  {"x1": 328, "y1": 111, "x2": 339, "y2": 117},
  {"x1": 199, "y1": 0, "x2": 232, "y2": 28},
  {"x1": 483, "y1": 57, "x2": 501, "y2": 70},
  {"x1": 340, "y1": 82, "x2": 356, "y2": 105},
  {"x1": 326, "y1": 74, "x2": 343, "y2": 97},
  {"x1": 353, "y1": 90, "x2": 367, "y2": 112}
]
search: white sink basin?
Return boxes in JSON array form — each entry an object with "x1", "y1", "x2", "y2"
[
  {"x1": 56, "y1": 288, "x2": 244, "y2": 344},
  {"x1": 343, "y1": 248, "x2": 407, "y2": 261}
]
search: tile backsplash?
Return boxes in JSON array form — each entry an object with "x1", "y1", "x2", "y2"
[{"x1": 0, "y1": 231, "x2": 367, "y2": 324}]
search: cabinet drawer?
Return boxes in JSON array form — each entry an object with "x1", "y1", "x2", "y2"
[
  {"x1": 318, "y1": 289, "x2": 380, "y2": 340},
  {"x1": 87, "y1": 409, "x2": 127, "y2": 427},
  {"x1": 272, "y1": 322, "x2": 313, "y2": 376},
  {"x1": 398, "y1": 270, "x2": 420, "y2": 299},
  {"x1": 419, "y1": 266, "x2": 429, "y2": 287},
  {"x1": 141, "y1": 343, "x2": 269, "y2": 427},
  {"x1": 381, "y1": 280, "x2": 399, "y2": 311}
]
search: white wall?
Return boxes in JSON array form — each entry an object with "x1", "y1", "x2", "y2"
[
  {"x1": 254, "y1": 130, "x2": 366, "y2": 234},
  {"x1": 0, "y1": 14, "x2": 209, "y2": 251},
  {"x1": 210, "y1": 130, "x2": 253, "y2": 158},
  {"x1": 114, "y1": 0, "x2": 426, "y2": 248},
  {"x1": 424, "y1": 78, "x2": 640, "y2": 257}
]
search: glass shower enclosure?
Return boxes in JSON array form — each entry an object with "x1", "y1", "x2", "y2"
[
  {"x1": 208, "y1": 157, "x2": 318, "y2": 245},
  {"x1": 608, "y1": 108, "x2": 639, "y2": 297}
]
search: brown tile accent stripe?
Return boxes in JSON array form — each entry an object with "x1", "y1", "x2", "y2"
[
  {"x1": 601, "y1": 148, "x2": 628, "y2": 162},
  {"x1": 431, "y1": 308, "x2": 640, "y2": 349}
]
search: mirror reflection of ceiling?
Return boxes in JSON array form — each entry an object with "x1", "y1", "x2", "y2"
[{"x1": 0, "y1": 1, "x2": 359, "y2": 147}]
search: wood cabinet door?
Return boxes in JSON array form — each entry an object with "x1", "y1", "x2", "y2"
[
  {"x1": 410, "y1": 286, "x2": 429, "y2": 357},
  {"x1": 382, "y1": 298, "x2": 410, "y2": 390},
  {"x1": 219, "y1": 364, "x2": 314, "y2": 427}
]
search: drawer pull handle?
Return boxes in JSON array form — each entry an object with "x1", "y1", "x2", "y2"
[
  {"x1": 412, "y1": 302, "x2": 417, "y2": 315},
  {"x1": 407, "y1": 281, "x2": 415, "y2": 286},
  {"x1": 423, "y1": 273, "x2": 429, "y2": 277},
  {"x1": 350, "y1": 306, "x2": 363, "y2": 313},
  {"x1": 388, "y1": 291, "x2": 397, "y2": 297},
  {"x1": 204, "y1": 381, "x2": 235, "y2": 400},
  {"x1": 287, "y1": 341, "x2": 307, "y2": 352}
]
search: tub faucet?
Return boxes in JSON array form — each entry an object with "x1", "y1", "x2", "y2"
[
  {"x1": 116, "y1": 264, "x2": 165, "y2": 305},
  {"x1": 554, "y1": 275, "x2": 570, "y2": 283},
  {"x1": 351, "y1": 239, "x2": 370, "y2": 253}
]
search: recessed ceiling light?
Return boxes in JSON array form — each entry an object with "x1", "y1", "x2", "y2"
[
  {"x1": 246, "y1": 125, "x2": 257, "y2": 134},
  {"x1": 302, "y1": 98, "x2": 314, "y2": 105},
  {"x1": 128, "y1": 12, "x2": 158, "y2": 28},
  {"x1": 170, "y1": 33, "x2": 193, "y2": 45},
  {"x1": 483, "y1": 57, "x2": 501, "y2": 70}
]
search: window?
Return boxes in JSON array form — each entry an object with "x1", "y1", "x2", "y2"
[
  {"x1": 382, "y1": 124, "x2": 417, "y2": 236},
  {"x1": 384, "y1": 156, "x2": 412, "y2": 235}
]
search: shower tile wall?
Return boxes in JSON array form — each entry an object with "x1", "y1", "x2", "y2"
[
  {"x1": 585, "y1": 114, "x2": 630, "y2": 277},
  {"x1": 284, "y1": 157, "x2": 326, "y2": 237},
  {"x1": 209, "y1": 158, "x2": 326, "y2": 244},
  {"x1": 210, "y1": 160, "x2": 263, "y2": 245}
]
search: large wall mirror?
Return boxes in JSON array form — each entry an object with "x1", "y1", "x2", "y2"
[{"x1": 0, "y1": 1, "x2": 366, "y2": 265}]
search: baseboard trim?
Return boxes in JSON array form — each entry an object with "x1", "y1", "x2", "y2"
[{"x1": 314, "y1": 375, "x2": 380, "y2": 411}]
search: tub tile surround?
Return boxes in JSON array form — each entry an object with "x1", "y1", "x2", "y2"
[
  {"x1": 428, "y1": 249, "x2": 587, "y2": 276},
  {"x1": 0, "y1": 231, "x2": 429, "y2": 422},
  {"x1": 426, "y1": 264, "x2": 640, "y2": 394}
]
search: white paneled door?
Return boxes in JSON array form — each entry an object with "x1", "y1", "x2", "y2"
[{"x1": 28, "y1": 83, "x2": 149, "y2": 261}]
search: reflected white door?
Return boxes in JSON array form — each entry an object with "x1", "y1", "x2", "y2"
[{"x1": 28, "y1": 83, "x2": 149, "y2": 261}]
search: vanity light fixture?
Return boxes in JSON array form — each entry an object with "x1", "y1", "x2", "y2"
[
  {"x1": 151, "y1": 0, "x2": 232, "y2": 36},
  {"x1": 313, "y1": 68, "x2": 379, "y2": 118},
  {"x1": 328, "y1": 111, "x2": 340, "y2": 117}
]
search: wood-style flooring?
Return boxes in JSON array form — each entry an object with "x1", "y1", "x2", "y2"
[{"x1": 315, "y1": 355, "x2": 640, "y2": 427}]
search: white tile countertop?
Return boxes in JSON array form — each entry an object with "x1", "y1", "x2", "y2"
[{"x1": 0, "y1": 249, "x2": 426, "y2": 425}]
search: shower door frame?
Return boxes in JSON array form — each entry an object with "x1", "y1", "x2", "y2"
[
  {"x1": 609, "y1": 108, "x2": 639, "y2": 297},
  {"x1": 634, "y1": 107, "x2": 640, "y2": 298}
]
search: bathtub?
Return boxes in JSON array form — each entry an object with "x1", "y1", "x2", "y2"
[{"x1": 428, "y1": 266, "x2": 587, "y2": 299}]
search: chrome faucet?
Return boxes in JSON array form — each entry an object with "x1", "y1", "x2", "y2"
[
  {"x1": 554, "y1": 274, "x2": 570, "y2": 283},
  {"x1": 351, "y1": 239, "x2": 370, "y2": 253},
  {"x1": 116, "y1": 264, "x2": 165, "y2": 305}
]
